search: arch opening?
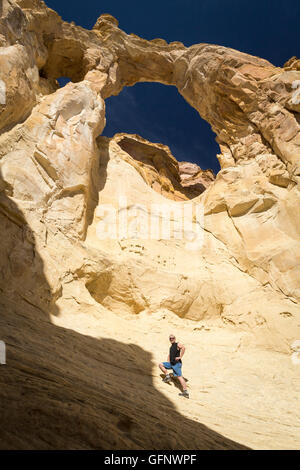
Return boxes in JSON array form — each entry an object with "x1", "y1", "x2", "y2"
[
  {"x1": 102, "y1": 82, "x2": 220, "y2": 198},
  {"x1": 104, "y1": 82, "x2": 220, "y2": 174},
  {"x1": 57, "y1": 77, "x2": 72, "y2": 88}
]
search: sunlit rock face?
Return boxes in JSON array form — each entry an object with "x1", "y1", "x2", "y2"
[
  {"x1": 0, "y1": 0, "x2": 300, "y2": 344},
  {"x1": 97, "y1": 133, "x2": 212, "y2": 201},
  {"x1": 0, "y1": 0, "x2": 300, "y2": 451}
]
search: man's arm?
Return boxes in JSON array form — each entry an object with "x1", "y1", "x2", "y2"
[{"x1": 176, "y1": 343, "x2": 185, "y2": 360}]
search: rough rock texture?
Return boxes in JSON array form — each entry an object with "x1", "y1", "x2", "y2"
[
  {"x1": 0, "y1": 0, "x2": 300, "y2": 450},
  {"x1": 179, "y1": 161, "x2": 215, "y2": 196},
  {"x1": 284, "y1": 56, "x2": 300, "y2": 71},
  {"x1": 107, "y1": 133, "x2": 206, "y2": 201}
]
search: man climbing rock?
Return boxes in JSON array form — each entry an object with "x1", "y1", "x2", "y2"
[{"x1": 159, "y1": 334, "x2": 189, "y2": 398}]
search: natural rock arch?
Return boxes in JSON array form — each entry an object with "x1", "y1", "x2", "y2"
[
  {"x1": 1, "y1": 3, "x2": 300, "y2": 173},
  {"x1": 1, "y1": 1, "x2": 300, "y2": 451},
  {"x1": 0, "y1": 0, "x2": 300, "y2": 342}
]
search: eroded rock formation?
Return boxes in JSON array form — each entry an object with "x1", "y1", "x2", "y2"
[
  {"x1": 179, "y1": 161, "x2": 215, "y2": 196},
  {"x1": 0, "y1": 0, "x2": 299, "y2": 450}
]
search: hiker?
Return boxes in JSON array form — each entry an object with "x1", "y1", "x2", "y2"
[{"x1": 159, "y1": 334, "x2": 189, "y2": 399}]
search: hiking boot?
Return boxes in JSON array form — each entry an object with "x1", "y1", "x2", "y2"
[
  {"x1": 179, "y1": 390, "x2": 189, "y2": 399},
  {"x1": 163, "y1": 374, "x2": 172, "y2": 383}
]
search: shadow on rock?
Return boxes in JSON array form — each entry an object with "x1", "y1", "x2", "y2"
[{"x1": 0, "y1": 169, "x2": 249, "y2": 450}]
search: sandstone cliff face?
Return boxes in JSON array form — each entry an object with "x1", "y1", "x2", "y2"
[{"x1": 0, "y1": 0, "x2": 300, "y2": 450}]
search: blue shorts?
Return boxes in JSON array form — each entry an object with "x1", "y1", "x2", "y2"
[{"x1": 162, "y1": 361, "x2": 182, "y2": 377}]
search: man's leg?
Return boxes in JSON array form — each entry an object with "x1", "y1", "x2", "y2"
[
  {"x1": 159, "y1": 362, "x2": 168, "y2": 375},
  {"x1": 177, "y1": 375, "x2": 187, "y2": 391},
  {"x1": 173, "y1": 364, "x2": 189, "y2": 397},
  {"x1": 159, "y1": 362, "x2": 172, "y2": 382}
]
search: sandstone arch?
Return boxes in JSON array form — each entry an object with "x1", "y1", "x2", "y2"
[
  {"x1": 1, "y1": 1, "x2": 300, "y2": 451},
  {"x1": 0, "y1": 0, "x2": 299, "y2": 350},
  {"x1": 2, "y1": 2, "x2": 300, "y2": 172}
]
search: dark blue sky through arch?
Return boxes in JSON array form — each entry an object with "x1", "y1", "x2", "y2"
[
  {"x1": 104, "y1": 84, "x2": 221, "y2": 172},
  {"x1": 47, "y1": 0, "x2": 300, "y2": 173}
]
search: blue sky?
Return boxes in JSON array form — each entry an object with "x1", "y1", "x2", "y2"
[{"x1": 47, "y1": 0, "x2": 300, "y2": 173}]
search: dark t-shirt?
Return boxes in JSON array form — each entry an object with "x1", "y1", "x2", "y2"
[{"x1": 170, "y1": 342, "x2": 182, "y2": 365}]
